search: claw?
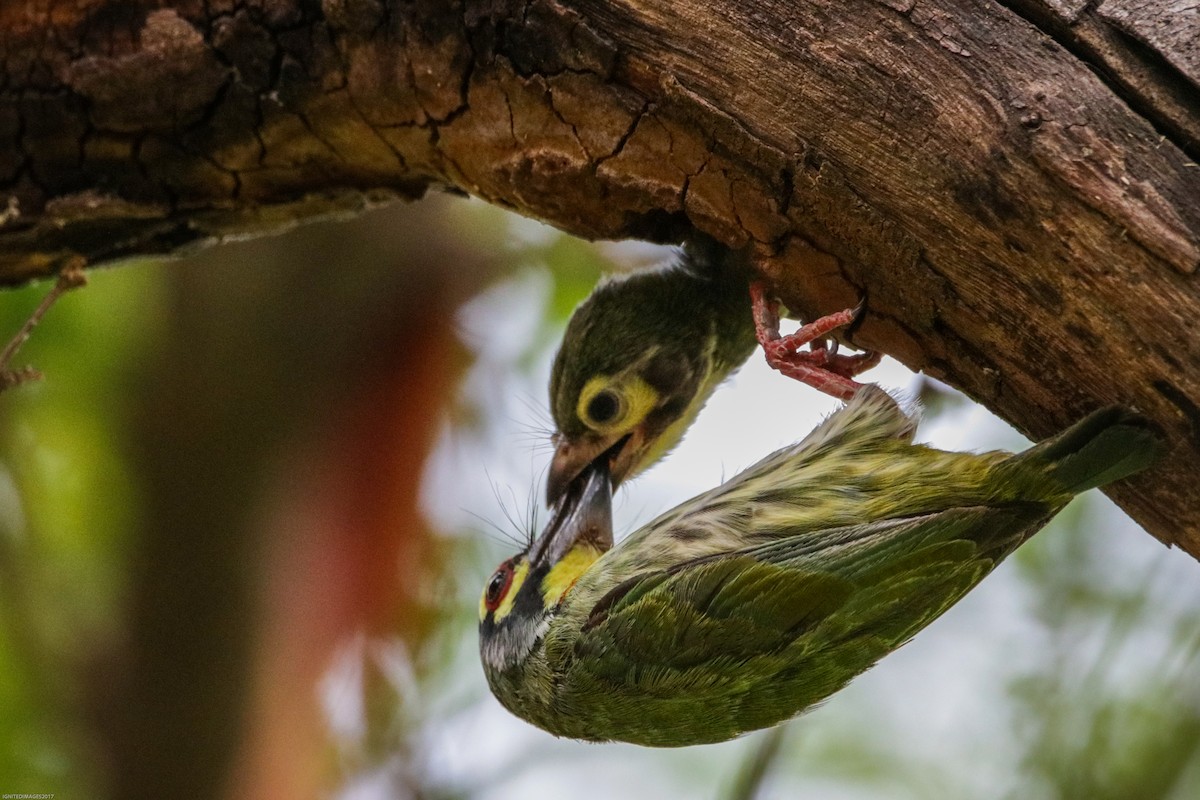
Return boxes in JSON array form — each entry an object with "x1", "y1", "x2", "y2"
[
  {"x1": 823, "y1": 349, "x2": 883, "y2": 379},
  {"x1": 748, "y1": 282, "x2": 880, "y2": 401},
  {"x1": 845, "y1": 290, "x2": 869, "y2": 339}
]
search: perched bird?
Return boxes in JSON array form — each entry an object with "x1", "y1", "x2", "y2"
[
  {"x1": 480, "y1": 388, "x2": 1160, "y2": 746},
  {"x1": 546, "y1": 240, "x2": 879, "y2": 505}
]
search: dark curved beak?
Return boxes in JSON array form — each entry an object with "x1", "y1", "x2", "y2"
[
  {"x1": 546, "y1": 430, "x2": 641, "y2": 506},
  {"x1": 530, "y1": 458, "x2": 613, "y2": 569}
]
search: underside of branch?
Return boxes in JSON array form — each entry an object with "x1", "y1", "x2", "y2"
[{"x1": 1, "y1": 0, "x2": 1198, "y2": 555}]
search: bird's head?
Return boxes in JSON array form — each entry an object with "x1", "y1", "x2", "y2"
[
  {"x1": 479, "y1": 460, "x2": 613, "y2": 677},
  {"x1": 546, "y1": 268, "x2": 724, "y2": 505}
]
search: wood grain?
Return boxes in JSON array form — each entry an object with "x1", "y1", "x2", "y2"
[{"x1": 0, "y1": 0, "x2": 1197, "y2": 555}]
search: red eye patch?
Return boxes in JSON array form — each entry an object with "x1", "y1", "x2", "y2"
[{"x1": 484, "y1": 560, "x2": 515, "y2": 612}]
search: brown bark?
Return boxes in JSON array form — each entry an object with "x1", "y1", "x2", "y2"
[{"x1": 1, "y1": 1, "x2": 1198, "y2": 556}]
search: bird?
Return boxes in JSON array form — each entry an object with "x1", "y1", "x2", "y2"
[
  {"x1": 479, "y1": 387, "x2": 1160, "y2": 747},
  {"x1": 545, "y1": 240, "x2": 880, "y2": 505}
]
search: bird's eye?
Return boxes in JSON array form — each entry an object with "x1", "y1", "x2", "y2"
[
  {"x1": 484, "y1": 561, "x2": 515, "y2": 612},
  {"x1": 584, "y1": 388, "x2": 623, "y2": 426}
]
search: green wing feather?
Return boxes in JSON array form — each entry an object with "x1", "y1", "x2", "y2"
[
  {"x1": 560, "y1": 504, "x2": 1049, "y2": 745},
  {"x1": 502, "y1": 396, "x2": 1160, "y2": 745}
]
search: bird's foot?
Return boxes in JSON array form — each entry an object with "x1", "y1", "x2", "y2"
[{"x1": 749, "y1": 281, "x2": 879, "y2": 401}]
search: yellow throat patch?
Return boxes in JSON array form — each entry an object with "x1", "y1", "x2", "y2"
[{"x1": 541, "y1": 545, "x2": 603, "y2": 608}]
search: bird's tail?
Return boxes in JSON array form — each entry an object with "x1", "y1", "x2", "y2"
[{"x1": 1015, "y1": 406, "x2": 1162, "y2": 494}]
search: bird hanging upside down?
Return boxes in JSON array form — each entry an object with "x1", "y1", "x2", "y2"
[
  {"x1": 545, "y1": 240, "x2": 879, "y2": 506},
  {"x1": 480, "y1": 387, "x2": 1160, "y2": 746}
]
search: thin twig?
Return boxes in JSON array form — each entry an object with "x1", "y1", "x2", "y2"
[
  {"x1": 0, "y1": 258, "x2": 88, "y2": 392},
  {"x1": 725, "y1": 724, "x2": 790, "y2": 800}
]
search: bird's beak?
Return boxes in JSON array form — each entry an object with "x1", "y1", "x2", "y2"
[
  {"x1": 546, "y1": 428, "x2": 645, "y2": 506},
  {"x1": 529, "y1": 457, "x2": 613, "y2": 570}
]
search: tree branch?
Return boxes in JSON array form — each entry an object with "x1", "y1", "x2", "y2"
[{"x1": 2, "y1": 0, "x2": 1197, "y2": 555}]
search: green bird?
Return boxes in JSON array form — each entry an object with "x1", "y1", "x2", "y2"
[
  {"x1": 479, "y1": 388, "x2": 1160, "y2": 746},
  {"x1": 545, "y1": 240, "x2": 880, "y2": 504}
]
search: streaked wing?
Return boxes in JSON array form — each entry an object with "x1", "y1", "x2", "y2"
[
  {"x1": 559, "y1": 504, "x2": 1048, "y2": 744},
  {"x1": 576, "y1": 504, "x2": 1048, "y2": 675}
]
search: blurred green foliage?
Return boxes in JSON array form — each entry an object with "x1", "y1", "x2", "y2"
[
  {"x1": 1008, "y1": 500, "x2": 1200, "y2": 800},
  {"x1": 0, "y1": 261, "x2": 165, "y2": 795}
]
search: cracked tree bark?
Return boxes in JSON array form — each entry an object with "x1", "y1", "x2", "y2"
[{"x1": 2, "y1": 0, "x2": 1198, "y2": 558}]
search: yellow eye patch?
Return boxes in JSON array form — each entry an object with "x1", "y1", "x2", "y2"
[{"x1": 577, "y1": 374, "x2": 658, "y2": 433}]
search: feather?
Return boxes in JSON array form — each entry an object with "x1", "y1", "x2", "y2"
[{"x1": 481, "y1": 389, "x2": 1161, "y2": 746}]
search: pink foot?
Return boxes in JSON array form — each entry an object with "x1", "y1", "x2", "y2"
[{"x1": 749, "y1": 281, "x2": 879, "y2": 401}]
